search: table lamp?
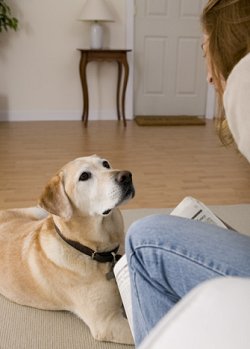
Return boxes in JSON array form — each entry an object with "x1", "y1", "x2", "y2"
[{"x1": 79, "y1": 0, "x2": 115, "y2": 49}]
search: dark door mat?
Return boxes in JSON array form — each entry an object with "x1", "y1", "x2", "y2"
[{"x1": 135, "y1": 115, "x2": 206, "y2": 126}]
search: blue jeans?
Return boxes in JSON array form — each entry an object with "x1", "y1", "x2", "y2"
[{"x1": 125, "y1": 214, "x2": 250, "y2": 346}]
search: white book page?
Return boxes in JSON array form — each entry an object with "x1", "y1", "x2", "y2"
[
  {"x1": 170, "y1": 196, "x2": 227, "y2": 229},
  {"x1": 113, "y1": 255, "x2": 134, "y2": 338}
]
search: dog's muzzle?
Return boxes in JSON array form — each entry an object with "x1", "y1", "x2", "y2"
[{"x1": 102, "y1": 171, "x2": 135, "y2": 215}]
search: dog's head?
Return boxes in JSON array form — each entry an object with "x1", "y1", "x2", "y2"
[{"x1": 39, "y1": 155, "x2": 135, "y2": 220}]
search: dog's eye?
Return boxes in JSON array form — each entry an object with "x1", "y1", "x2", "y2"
[
  {"x1": 79, "y1": 172, "x2": 91, "y2": 181},
  {"x1": 102, "y1": 161, "x2": 111, "y2": 169}
]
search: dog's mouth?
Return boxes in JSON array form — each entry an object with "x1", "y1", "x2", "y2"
[
  {"x1": 102, "y1": 209, "x2": 112, "y2": 215},
  {"x1": 102, "y1": 184, "x2": 135, "y2": 216},
  {"x1": 115, "y1": 184, "x2": 135, "y2": 207}
]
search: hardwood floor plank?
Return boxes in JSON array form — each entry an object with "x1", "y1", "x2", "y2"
[{"x1": 0, "y1": 120, "x2": 249, "y2": 210}]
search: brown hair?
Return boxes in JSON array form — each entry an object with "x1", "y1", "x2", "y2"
[{"x1": 201, "y1": 0, "x2": 250, "y2": 145}]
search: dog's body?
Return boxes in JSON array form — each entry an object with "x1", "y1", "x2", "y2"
[{"x1": 0, "y1": 155, "x2": 134, "y2": 344}]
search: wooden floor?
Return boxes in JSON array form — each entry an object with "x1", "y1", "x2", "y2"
[{"x1": 0, "y1": 120, "x2": 249, "y2": 210}]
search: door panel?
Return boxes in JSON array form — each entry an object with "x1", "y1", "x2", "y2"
[
  {"x1": 176, "y1": 37, "x2": 200, "y2": 95},
  {"x1": 144, "y1": 37, "x2": 168, "y2": 94}
]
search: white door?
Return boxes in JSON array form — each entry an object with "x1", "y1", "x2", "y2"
[{"x1": 134, "y1": 0, "x2": 207, "y2": 116}]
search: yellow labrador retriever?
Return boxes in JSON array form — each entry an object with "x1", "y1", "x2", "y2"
[{"x1": 0, "y1": 155, "x2": 135, "y2": 344}]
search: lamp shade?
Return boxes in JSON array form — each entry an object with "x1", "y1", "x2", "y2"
[{"x1": 79, "y1": 0, "x2": 115, "y2": 22}]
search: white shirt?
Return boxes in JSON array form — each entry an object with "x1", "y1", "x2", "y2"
[{"x1": 223, "y1": 53, "x2": 250, "y2": 163}]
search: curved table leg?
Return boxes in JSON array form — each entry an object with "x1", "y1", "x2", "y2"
[
  {"x1": 79, "y1": 53, "x2": 89, "y2": 127},
  {"x1": 116, "y1": 61, "x2": 122, "y2": 121},
  {"x1": 121, "y1": 59, "x2": 129, "y2": 127}
]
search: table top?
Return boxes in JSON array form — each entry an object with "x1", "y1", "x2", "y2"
[{"x1": 78, "y1": 48, "x2": 132, "y2": 53}]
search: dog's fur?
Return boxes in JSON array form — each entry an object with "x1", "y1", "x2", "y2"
[{"x1": 0, "y1": 155, "x2": 135, "y2": 344}]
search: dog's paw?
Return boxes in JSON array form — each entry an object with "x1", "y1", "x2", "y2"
[{"x1": 91, "y1": 316, "x2": 134, "y2": 345}]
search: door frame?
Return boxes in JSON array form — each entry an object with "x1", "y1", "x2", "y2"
[
  {"x1": 125, "y1": 0, "x2": 135, "y2": 119},
  {"x1": 125, "y1": 0, "x2": 214, "y2": 119}
]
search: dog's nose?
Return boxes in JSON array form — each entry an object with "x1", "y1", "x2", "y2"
[{"x1": 115, "y1": 171, "x2": 132, "y2": 185}]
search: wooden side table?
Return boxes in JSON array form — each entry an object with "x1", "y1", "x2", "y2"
[{"x1": 78, "y1": 49, "x2": 131, "y2": 127}]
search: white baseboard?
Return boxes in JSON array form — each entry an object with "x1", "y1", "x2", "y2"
[{"x1": 0, "y1": 110, "x2": 134, "y2": 122}]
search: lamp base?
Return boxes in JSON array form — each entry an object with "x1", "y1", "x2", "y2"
[{"x1": 90, "y1": 22, "x2": 103, "y2": 49}]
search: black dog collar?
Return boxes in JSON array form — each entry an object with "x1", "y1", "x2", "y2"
[{"x1": 54, "y1": 224, "x2": 122, "y2": 263}]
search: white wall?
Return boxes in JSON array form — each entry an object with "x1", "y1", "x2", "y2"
[{"x1": 0, "y1": 0, "x2": 131, "y2": 121}]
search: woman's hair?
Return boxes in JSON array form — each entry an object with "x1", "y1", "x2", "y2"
[{"x1": 201, "y1": 0, "x2": 250, "y2": 145}]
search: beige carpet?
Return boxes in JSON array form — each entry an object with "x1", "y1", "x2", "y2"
[
  {"x1": 0, "y1": 295, "x2": 132, "y2": 349},
  {"x1": 0, "y1": 205, "x2": 249, "y2": 349},
  {"x1": 135, "y1": 115, "x2": 206, "y2": 126}
]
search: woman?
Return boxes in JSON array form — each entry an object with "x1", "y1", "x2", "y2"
[{"x1": 125, "y1": 0, "x2": 250, "y2": 346}]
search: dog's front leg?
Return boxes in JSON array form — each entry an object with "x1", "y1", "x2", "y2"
[
  {"x1": 73, "y1": 280, "x2": 134, "y2": 345},
  {"x1": 76, "y1": 307, "x2": 134, "y2": 344}
]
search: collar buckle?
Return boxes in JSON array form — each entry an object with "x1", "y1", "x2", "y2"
[{"x1": 91, "y1": 251, "x2": 97, "y2": 260}]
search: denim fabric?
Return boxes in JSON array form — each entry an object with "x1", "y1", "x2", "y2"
[{"x1": 125, "y1": 214, "x2": 250, "y2": 346}]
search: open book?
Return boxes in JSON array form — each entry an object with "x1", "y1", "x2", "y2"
[{"x1": 114, "y1": 196, "x2": 231, "y2": 337}]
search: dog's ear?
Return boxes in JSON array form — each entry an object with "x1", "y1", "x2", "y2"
[{"x1": 38, "y1": 172, "x2": 73, "y2": 220}]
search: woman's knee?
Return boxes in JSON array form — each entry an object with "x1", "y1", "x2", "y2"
[{"x1": 125, "y1": 214, "x2": 183, "y2": 254}]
